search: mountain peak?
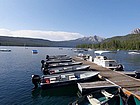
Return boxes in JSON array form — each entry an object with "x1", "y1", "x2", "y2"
[
  {"x1": 131, "y1": 28, "x2": 140, "y2": 34},
  {"x1": 77, "y1": 35, "x2": 105, "y2": 43}
]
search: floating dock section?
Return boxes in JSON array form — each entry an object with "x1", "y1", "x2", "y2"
[
  {"x1": 78, "y1": 81, "x2": 119, "y2": 95},
  {"x1": 73, "y1": 56, "x2": 140, "y2": 98}
]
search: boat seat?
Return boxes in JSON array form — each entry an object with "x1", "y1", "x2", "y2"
[
  {"x1": 55, "y1": 70, "x2": 59, "y2": 73},
  {"x1": 50, "y1": 81, "x2": 59, "y2": 83},
  {"x1": 49, "y1": 77, "x2": 57, "y2": 83},
  {"x1": 69, "y1": 75, "x2": 76, "y2": 80},
  {"x1": 61, "y1": 75, "x2": 66, "y2": 78},
  {"x1": 60, "y1": 75, "x2": 68, "y2": 81},
  {"x1": 56, "y1": 76, "x2": 61, "y2": 81},
  {"x1": 75, "y1": 74, "x2": 80, "y2": 79},
  {"x1": 101, "y1": 90, "x2": 114, "y2": 98},
  {"x1": 69, "y1": 78, "x2": 77, "y2": 80},
  {"x1": 50, "y1": 77, "x2": 56, "y2": 81},
  {"x1": 87, "y1": 94, "x2": 100, "y2": 105},
  {"x1": 80, "y1": 74, "x2": 86, "y2": 78}
]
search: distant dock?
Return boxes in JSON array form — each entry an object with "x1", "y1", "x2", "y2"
[{"x1": 73, "y1": 56, "x2": 140, "y2": 98}]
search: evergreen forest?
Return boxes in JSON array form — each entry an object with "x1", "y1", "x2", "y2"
[{"x1": 77, "y1": 34, "x2": 140, "y2": 50}]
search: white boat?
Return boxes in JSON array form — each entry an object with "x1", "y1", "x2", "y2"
[
  {"x1": 128, "y1": 51, "x2": 140, "y2": 55},
  {"x1": 94, "y1": 50, "x2": 117, "y2": 55},
  {"x1": 43, "y1": 65, "x2": 90, "y2": 75},
  {"x1": 46, "y1": 55, "x2": 70, "y2": 60},
  {"x1": 73, "y1": 48, "x2": 86, "y2": 53},
  {"x1": 31, "y1": 71, "x2": 99, "y2": 89},
  {"x1": 0, "y1": 49, "x2": 11, "y2": 52},
  {"x1": 44, "y1": 59, "x2": 72, "y2": 64},
  {"x1": 88, "y1": 48, "x2": 93, "y2": 51},
  {"x1": 94, "y1": 56, "x2": 123, "y2": 71},
  {"x1": 87, "y1": 95, "x2": 101, "y2": 105},
  {"x1": 42, "y1": 61, "x2": 82, "y2": 69}
]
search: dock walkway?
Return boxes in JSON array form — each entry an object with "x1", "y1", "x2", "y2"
[{"x1": 73, "y1": 57, "x2": 140, "y2": 97}]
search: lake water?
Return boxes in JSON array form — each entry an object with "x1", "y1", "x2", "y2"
[{"x1": 0, "y1": 46, "x2": 140, "y2": 105}]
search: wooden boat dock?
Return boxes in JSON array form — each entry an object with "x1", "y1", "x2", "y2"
[{"x1": 73, "y1": 57, "x2": 140, "y2": 98}]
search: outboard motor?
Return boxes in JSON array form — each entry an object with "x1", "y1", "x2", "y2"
[
  {"x1": 117, "y1": 64, "x2": 124, "y2": 71},
  {"x1": 46, "y1": 55, "x2": 50, "y2": 60},
  {"x1": 42, "y1": 68, "x2": 50, "y2": 75},
  {"x1": 135, "y1": 71, "x2": 140, "y2": 79},
  {"x1": 45, "y1": 62, "x2": 49, "y2": 68},
  {"x1": 103, "y1": 56, "x2": 107, "y2": 60},
  {"x1": 32, "y1": 75, "x2": 41, "y2": 89},
  {"x1": 41, "y1": 60, "x2": 45, "y2": 69}
]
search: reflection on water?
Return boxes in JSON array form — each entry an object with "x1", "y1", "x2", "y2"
[
  {"x1": 31, "y1": 85, "x2": 78, "y2": 105},
  {"x1": 32, "y1": 84, "x2": 78, "y2": 97},
  {"x1": 0, "y1": 46, "x2": 140, "y2": 105}
]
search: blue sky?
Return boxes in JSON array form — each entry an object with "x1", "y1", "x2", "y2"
[{"x1": 0, "y1": 0, "x2": 140, "y2": 41}]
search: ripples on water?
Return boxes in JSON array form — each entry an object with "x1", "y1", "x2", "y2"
[
  {"x1": 0, "y1": 46, "x2": 139, "y2": 105},
  {"x1": 0, "y1": 46, "x2": 78, "y2": 105}
]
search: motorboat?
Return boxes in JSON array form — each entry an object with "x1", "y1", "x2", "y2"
[
  {"x1": 32, "y1": 50, "x2": 38, "y2": 54},
  {"x1": 31, "y1": 71, "x2": 99, "y2": 89},
  {"x1": 41, "y1": 61, "x2": 83, "y2": 69},
  {"x1": 128, "y1": 51, "x2": 140, "y2": 55},
  {"x1": 0, "y1": 49, "x2": 11, "y2": 52},
  {"x1": 94, "y1": 50, "x2": 117, "y2": 55},
  {"x1": 46, "y1": 55, "x2": 71, "y2": 60},
  {"x1": 69, "y1": 87, "x2": 125, "y2": 105},
  {"x1": 94, "y1": 56, "x2": 124, "y2": 71},
  {"x1": 73, "y1": 48, "x2": 85, "y2": 53},
  {"x1": 44, "y1": 55, "x2": 72, "y2": 65},
  {"x1": 122, "y1": 70, "x2": 140, "y2": 79},
  {"x1": 46, "y1": 54, "x2": 67, "y2": 58},
  {"x1": 41, "y1": 59, "x2": 72, "y2": 64},
  {"x1": 42, "y1": 65, "x2": 90, "y2": 75},
  {"x1": 93, "y1": 50, "x2": 124, "y2": 71}
]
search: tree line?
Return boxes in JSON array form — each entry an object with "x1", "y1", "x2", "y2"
[{"x1": 77, "y1": 34, "x2": 140, "y2": 50}]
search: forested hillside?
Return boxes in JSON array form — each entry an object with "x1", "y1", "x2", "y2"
[
  {"x1": 77, "y1": 34, "x2": 140, "y2": 50},
  {"x1": 0, "y1": 35, "x2": 104, "y2": 47},
  {"x1": 0, "y1": 36, "x2": 51, "y2": 47}
]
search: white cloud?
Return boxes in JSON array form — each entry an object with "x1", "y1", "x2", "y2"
[
  {"x1": 0, "y1": 29, "x2": 12, "y2": 35},
  {"x1": 0, "y1": 29, "x2": 84, "y2": 41}
]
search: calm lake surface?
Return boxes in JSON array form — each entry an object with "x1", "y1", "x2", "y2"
[{"x1": 0, "y1": 46, "x2": 140, "y2": 105}]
